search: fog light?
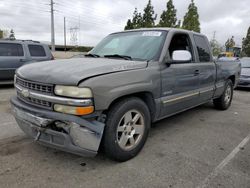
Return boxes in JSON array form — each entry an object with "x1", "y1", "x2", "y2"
[{"x1": 54, "y1": 104, "x2": 94, "y2": 116}]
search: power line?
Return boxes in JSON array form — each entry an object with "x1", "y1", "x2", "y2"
[
  {"x1": 0, "y1": 0, "x2": 125, "y2": 46},
  {"x1": 56, "y1": 1, "x2": 110, "y2": 18},
  {"x1": 57, "y1": 13, "x2": 123, "y2": 29},
  {"x1": 2, "y1": 1, "x2": 124, "y2": 28},
  {"x1": 2, "y1": 1, "x2": 48, "y2": 13}
]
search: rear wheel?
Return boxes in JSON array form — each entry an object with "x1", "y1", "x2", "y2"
[
  {"x1": 213, "y1": 80, "x2": 233, "y2": 110},
  {"x1": 103, "y1": 97, "x2": 150, "y2": 162}
]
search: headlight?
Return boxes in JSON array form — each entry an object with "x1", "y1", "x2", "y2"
[
  {"x1": 54, "y1": 104, "x2": 94, "y2": 115},
  {"x1": 54, "y1": 85, "x2": 93, "y2": 98}
]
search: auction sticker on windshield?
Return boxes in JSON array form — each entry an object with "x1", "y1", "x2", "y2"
[{"x1": 142, "y1": 31, "x2": 162, "y2": 37}]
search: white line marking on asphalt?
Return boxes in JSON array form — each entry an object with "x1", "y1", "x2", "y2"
[
  {"x1": 1, "y1": 122, "x2": 16, "y2": 126},
  {"x1": 197, "y1": 132, "x2": 250, "y2": 188}
]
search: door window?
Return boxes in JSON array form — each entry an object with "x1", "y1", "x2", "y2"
[
  {"x1": 194, "y1": 35, "x2": 211, "y2": 62},
  {"x1": 28, "y1": 45, "x2": 46, "y2": 57},
  {"x1": 0, "y1": 43, "x2": 24, "y2": 56},
  {"x1": 168, "y1": 33, "x2": 194, "y2": 62}
]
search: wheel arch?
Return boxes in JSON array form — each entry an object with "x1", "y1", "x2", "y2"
[
  {"x1": 104, "y1": 91, "x2": 157, "y2": 123},
  {"x1": 228, "y1": 75, "x2": 235, "y2": 87}
]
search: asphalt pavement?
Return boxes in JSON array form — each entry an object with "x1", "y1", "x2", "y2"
[{"x1": 0, "y1": 85, "x2": 250, "y2": 188}]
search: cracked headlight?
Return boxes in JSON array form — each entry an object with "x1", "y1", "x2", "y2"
[{"x1": 54, "y1": 85, "x2": 93, "y2": 98}]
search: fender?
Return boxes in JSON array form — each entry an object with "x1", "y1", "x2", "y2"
[{"x1": 80, "y1": 66, "x2": 161, "y2": 111}]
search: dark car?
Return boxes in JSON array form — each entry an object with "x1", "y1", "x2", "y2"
[
  {"x1": 0, "y1": 40, "x2": 53, "y2": 84},
  {"x1": 238, "y1": 58, "x2": 250, "y2": 88}
]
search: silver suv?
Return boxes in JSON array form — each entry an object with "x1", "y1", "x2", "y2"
[{"x1": 0, "y1": 40, "x2": 53, "y2": 84}]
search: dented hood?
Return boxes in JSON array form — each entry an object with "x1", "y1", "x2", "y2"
[{"x1": 16, "y1": 57, "x2": 148, "y2": 85}]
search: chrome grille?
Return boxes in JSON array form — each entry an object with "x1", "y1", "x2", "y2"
[
  {"x1": 15, "y1": 76, "x2": 53, "y2": 109},
  {"x1": 16, "y1": 77, "x2": 53, "y2": 94},
  {"x1": 17, "y1": 92, "x2": 52, "y2": 109}
]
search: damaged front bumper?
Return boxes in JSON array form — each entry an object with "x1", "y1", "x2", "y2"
[{"x1": 11, "y1": 96, "x2": 105, "y2": 157}]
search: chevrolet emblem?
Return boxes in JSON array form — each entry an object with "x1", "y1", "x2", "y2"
[{"x1": 21, "y1": 89, "x2": 30, "y2": 98}]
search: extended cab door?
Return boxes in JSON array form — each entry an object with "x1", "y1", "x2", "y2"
[
  {"x1": 193, "y1": 35, "x2": 216, "y2": 102},
  {"x1": 160, "y1": 32, "x2": 200, "y2": 117},
  {"x1": 0, "y1": 42, "x2": 26, "y2": 81}
]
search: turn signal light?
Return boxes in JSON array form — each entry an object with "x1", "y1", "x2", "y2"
[{"x1": 54, "y1": 104, "x2": 94, "y2": 116}]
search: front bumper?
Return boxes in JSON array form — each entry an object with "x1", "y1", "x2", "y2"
[
  {"x1": 11, "y1": 96, "x2": 105, "y2": 157},
  {"x1": 237, "y1": 78, "x2": 250, "y2": 88}
]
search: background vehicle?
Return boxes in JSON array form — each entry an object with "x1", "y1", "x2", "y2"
[
  {"x1": 238, "y1": 57, "x2": 250, "y2": 88},
  {"x1": 0, "y1": 40, "x2": 53, "y2": 84},
  {"x1": 218, "y1": 46, "x2": 241, "y2": 59},
  {"x1": 218, "y1": 51, "x2": 234, "y2": 58},
  {"x1": 11, "y1": 28, "x2": 241, "y2": 161}
]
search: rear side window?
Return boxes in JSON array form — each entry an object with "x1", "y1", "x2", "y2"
[
  {"x1": 28, "y1": 45, "x2": 46, "y2": 57},
  {"x1": 194, "y1": 35, "x2": 211, "y2": 62},
  {"x1": 0, "y1": 43, "x2": 24, "y2": 56}
]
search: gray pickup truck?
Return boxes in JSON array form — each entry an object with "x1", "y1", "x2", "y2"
[{"x1": 11, "y1": 28, "x2": 241, "y2": 161}]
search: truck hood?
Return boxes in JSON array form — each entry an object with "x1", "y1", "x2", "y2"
[
  {"x1": 16, "y1": 57, "x2": 148, "y2": 85},
  {"x1": 241, "y1": 68, "x2": 250, "y2": 76}
]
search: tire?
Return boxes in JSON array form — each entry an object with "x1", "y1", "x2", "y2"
[
  {"x1": 213, "y1": 80, "x2": 233, "y2": 110},
  {"x1": 103, "y1": 97, "x2": 151, "y2": 162}
]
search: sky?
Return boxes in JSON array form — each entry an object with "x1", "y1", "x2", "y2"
[{"x1": 0, "y1": 0, "x2": 249, "y2": 47}]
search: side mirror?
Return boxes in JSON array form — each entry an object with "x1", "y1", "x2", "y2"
[{"x1": 171, "y1": 50, "x2": 192, "y2": 63}]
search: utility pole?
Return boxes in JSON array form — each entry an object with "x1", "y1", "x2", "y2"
[
  {"x1": 64, "y1": 17, "x2": 66, "y2": 52},
  {"x1": 50, "y1": 0, "x2": 55, "y2": 51},
  {"x1": 213, "y1": 31, "x2": 216, "y2": 41},
  {"x1": 78, "y1": 16, "x2": 81, "y2": 46}
]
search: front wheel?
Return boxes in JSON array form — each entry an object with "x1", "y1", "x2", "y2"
[
  {"x1": 103, "y1": 97, "x2": 150, "y2": 162},
  {"x1": 213, "y1": 80, "x2": 233, "y2": 110}
]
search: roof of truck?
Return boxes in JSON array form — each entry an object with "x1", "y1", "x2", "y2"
[{"x1": 112, "y1": 27, "x2": 203, "y2": 36}]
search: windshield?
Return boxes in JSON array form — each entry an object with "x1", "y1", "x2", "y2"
[
  {"x1": 241, "y1": 59, "x2": 250, "y2": 68},
  {"x1": 90, "y1": 31, "x2": 167, "y2": 61}
]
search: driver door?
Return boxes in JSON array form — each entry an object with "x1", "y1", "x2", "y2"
[{"x1": 160, "y1": 32, "x2": 200, "y2": 117}]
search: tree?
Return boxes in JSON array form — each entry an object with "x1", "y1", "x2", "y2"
[
  {"x1": 142, "y1": 0, "x2": 156, "y2": 28},
  {"x1": 124, "y1": 8, "x2": 143, "y2": 30},
  {"x1": 2, "y1": 30, "x2": 9, "y2": 38},
  {"x1": 242, "y1": 27, "x2": 250, "y2": 57},
  {"x1": 182, "y1": 0, "x2": 200, "y2": 32},
  {"x1": 158, "y1": 0, "x2": 177, "y2": 27},
  {"x1": 9, "y1": 29, "x2": 15, "y2": 40},
  {"x1": 132, "y1": 8, "x2": 143, "y2": 29},
  {"x1": 225, "y1": 36, "x2": 235, "y2": 51},
  {"x1": 124, "y1": 19, "x2": 134, "y2": 30},
  {"x1": 0, "y1": 29, "x2": 3, "y2": 39},
  {"x1": 210, "y1": 39, "x2": 222, "y2": 57}
]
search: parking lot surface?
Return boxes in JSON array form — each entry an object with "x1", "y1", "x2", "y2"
[{"x1": 0, "y1": 86, "x2": 250, "y2": 188}]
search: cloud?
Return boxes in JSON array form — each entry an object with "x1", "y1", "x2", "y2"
[{"x1": 0, "y1": 0, "x2": 249, "y2": 47}]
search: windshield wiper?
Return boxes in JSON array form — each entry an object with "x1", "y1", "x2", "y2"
[
  {"x1": 85, "y1": 53, "x2": 100, "y2": 58},
  {"x1": 104, "y1": 54, "x2": 133, "y2": 60}
]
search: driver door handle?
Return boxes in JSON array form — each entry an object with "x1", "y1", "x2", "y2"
[{"x1": 194, "y1": 70, "x2": 200, "y2": 76}]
